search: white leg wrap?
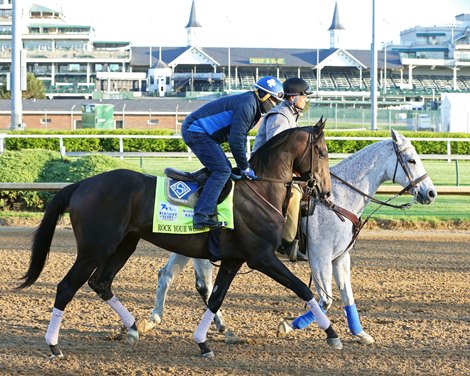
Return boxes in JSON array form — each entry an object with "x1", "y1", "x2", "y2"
[
  {"x1": 105, "y1": 296, "x2": 135, "y2": 329},
  {"x1": 45, "y1": 307, "x2": 64, "y2": 346},
  {"x1": 194, "y1": 309, "x2": 215, "y2": 344},
  {"x1": 307, "y1": 298, "x2": 330, "y2": 330}
]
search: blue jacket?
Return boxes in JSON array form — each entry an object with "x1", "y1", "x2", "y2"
[{"x1": 182, "y1": 91, "x2": 261, "y2": 170}]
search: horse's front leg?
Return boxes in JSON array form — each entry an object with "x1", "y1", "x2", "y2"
[
  {"x1": 194, "y1": 259, "x2": 243, "y2": 358},
  {"x1": 249, "y1": 253, "x2": 342, "y2": 349},
  {"x1": 193, "y1": 258, "x2": 227, "y2": 333},
  {"x1": 312, "y1": 256, "x2": 334, "y2": 312},
  {"x1": 333, "y1": 252, "x2": 374, "y2": 345}
]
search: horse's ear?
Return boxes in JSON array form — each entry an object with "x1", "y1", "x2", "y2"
[
  {"x1": 317, "y1": 116, "x2": 326, "y2": 132},
  {"x1": 318, "y1": 118, "x2": 326, "y2": 132},
  {"x1": 391, "y1": 128, "x2": 404, "y2": 146},
  {"x1": 315, "y1": 115, "x2": 324, "y2": 127}
]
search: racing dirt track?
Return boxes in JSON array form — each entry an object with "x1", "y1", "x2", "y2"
[{"x1": 0, "y1": 227, "x2": 469, "y2": 376}]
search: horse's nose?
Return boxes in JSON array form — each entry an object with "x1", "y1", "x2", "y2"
[{"x1": 428, "y1": 189, "x2": 437, "y2": 200}]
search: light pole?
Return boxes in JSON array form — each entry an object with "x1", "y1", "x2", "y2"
[
  {"x1": 10, "y1": 0, "x2": 23, "y2": 130},
  {"x1": 370, "y1": 0, "x2": 378, "y2": 131},
  {"x1": 70, "y1": 104, "x2": 76, "y2": 129},
  {"x1": 175, "y1": 104, "x2": 179, "y2": 134},
  {"x1": 122, "y1": 103, "x2": 126, "y2": 129},
  {"x1": 383, "y1": 42, "x2": 387, "y2": 95},
  {"x1": 228, "y1": 47, "x2": 231, "y2": 92}
]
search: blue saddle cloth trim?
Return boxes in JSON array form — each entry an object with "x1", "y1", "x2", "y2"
[{"x1": 165, "y1": 178, "x2": 199, "y2": 206}]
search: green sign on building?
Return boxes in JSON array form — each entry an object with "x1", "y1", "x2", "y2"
[
  {"x1": 249, "y1": 57, "x2": 286, "y2": 65},
  {"x1": 81, "y1": 104, "x2": 114, "y2": 129}
]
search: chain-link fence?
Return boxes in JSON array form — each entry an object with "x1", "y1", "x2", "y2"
[{"x1": 300, "y1": 106, "x2": 441, "y2": 132}]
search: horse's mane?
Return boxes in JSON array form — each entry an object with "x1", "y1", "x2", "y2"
[
  {"x1": 249, "y1": 126, "x2": 314, "y2": 168},
  {"x1": 332, "y1": 139, "x2": 389, "y2": 173},
  {"x1": 332, "y1": 135, "x2": 412, "y2": 174}
]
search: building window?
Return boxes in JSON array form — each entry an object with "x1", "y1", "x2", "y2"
[{"x1": 40, "y1": 118, "x2": 51, "y2": 125}]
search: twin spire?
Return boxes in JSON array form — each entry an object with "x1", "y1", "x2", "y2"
[{"x1": 185, "y1": 0, "x2": 344, "y2": 49}]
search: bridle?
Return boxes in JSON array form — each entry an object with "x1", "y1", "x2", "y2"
[
  {"x1": 243, "y1": 126, "x2": 327, "y2": 218},
  {"x1": 391, "y1": 141, "x2": 429, "y2": 196},
  {"x1": 292, "y1": 126, "x2": 326, "y2": 196},
  {"x1": 329, "y1": 141, "x2": 428, "y2": 213}
]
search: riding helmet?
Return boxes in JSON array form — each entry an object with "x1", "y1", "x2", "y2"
[
  {"x1": 254, "y1": 76, "x2": 284, "y2": 103},
  {"x1": 283, "y1": 77, "x2": 313, "y2": 97}
]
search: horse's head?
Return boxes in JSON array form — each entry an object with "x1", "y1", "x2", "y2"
[
  {"x1": 389, "y1": 129, "x2": 437, "y2": 205},
  {"x1": 294, "y1": 117, "x2": 331, "y2": 200}
]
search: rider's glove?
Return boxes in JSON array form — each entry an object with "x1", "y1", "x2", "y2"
[{"x1": 241, "y1": 167, "x2": 258, "y2": 181}]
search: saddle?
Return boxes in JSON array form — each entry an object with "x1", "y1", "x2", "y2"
[{"x1": 164, "y1": 167, "x2": 233, "y2": 207}]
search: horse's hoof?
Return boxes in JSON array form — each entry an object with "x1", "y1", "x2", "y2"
[
  {"x1": 127, "y1": 328, "x2": 139, "y2": 350},
  {"x1": 197, "y1": 341, "x2": 214, "y2": 358},
  {"x1": 48, "y1": 345, "x2": 64, "y2": 360},
  {"x1": 326, "y1": 337, "x2": 343, "y2": 349},
  {"x1": 276, "y1": 320, "x2": 294, "y2": 338},
  {"x1": 200, "y1": 350, "x2": 215, "y2": 358},
  {"x1": 216, "y1": 323, "x2": 226, "y2": 333},
  {"x1": 149, "y1": 312, "x2": 162, "y2": 325},
  {"x1": 355, "y1": 330, "x2": 375, "y2": 345}
]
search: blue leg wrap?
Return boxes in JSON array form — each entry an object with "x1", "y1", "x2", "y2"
[
  {"x1": 345, "y1": 304, "x2": 363, "y2": 335},
  {"x1": 291, "y1": 310, "x2": 316, "y2": 330}
]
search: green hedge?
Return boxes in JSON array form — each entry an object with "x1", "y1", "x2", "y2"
[
  {"x1": 4, "y1": 128, "x2": 470, "y2": 155},
  {"x1": 0, "y1": 149, "x2": 141, "y2": 211}
]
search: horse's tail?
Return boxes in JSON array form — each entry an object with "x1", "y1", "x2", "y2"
[{"x1": 17, "y1": 183, "x2": 79, "y2": 289}]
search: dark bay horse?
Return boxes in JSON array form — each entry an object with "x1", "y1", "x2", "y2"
[{"x1": 18, "y1": 121, "x2": 341, "y2": 359}]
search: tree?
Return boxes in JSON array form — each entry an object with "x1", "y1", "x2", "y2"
[
  {"x1": 0, "y1": 73, "x2": 46, "y2": 99},
  {"x1": 24, "y1": 73, "x2": 46, "y2": 99}
]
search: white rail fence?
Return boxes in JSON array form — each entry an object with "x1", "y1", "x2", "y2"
[
  {"x1": 0, "y1": 134, "x2": 469, "y2": 195},
  {"x1": 1, "y1": 133, "x2": 470, "y2": 162}
]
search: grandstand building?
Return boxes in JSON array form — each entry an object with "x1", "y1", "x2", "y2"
[
  {"x1": 1, "y1": 0, "x2": 469, "y2": 102},
  {"x1": 0, "y1": 0, "x2": 145, "y2": 98},
  {"x1": 131, "y1": 0, "x2": 470, "y2": 105},
  {"x1": 0, "y1": 0, "x2": 470, "y2": 132}
]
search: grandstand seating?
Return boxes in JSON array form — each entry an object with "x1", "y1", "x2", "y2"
[{"x1": 187, "y1": 68, "x2": 470, "y2": 99}]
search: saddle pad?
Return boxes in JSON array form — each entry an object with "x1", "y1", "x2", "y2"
[
  {"x1": 165, "y1": 178, "x2": 199, "y2": 207},
  {"x1": 153, "y1": 176, "x2": 234, "y2": 234}
]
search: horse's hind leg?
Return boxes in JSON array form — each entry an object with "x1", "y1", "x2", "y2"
[
  {"x1": 193, "y1": 258, "x2": 226, "y2": 333},
  {"x1": 46, "y1": 257, "x2": 98, "y2": 358},
  {"x1": 333, "y1": 252, "x2": 374, "y2": 344},
  {"x1": 87, "y1": 234, "x2": 141, "y2": 347},
  {"x1": 148, "y1": 254, "x2": 226, "y2": 333},
  {"x1": 149, "y1": 253, "x2": 191, "y2": 326}
]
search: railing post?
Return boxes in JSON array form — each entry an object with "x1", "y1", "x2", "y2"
[
  {"x1": 446, "y1": 139, "x2": 451, "y2": 164},
  {"x1": 0, "y1": 134, "x2": 5, "y2": 153},
  {"x1": 59, "y1": 137, "x2": 65, "y2": 158},
  {"x1": 187, "y1": 145, "x2": 192, "y2": 161},
  {"x1": 119, "y1": 137, "x2": 124, "y2": 160},
  {"x1": 455, "y1": 160, "x2": 459, "y2": 186}
]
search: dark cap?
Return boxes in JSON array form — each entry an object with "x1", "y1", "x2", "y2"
[{"x1": 283, "y1": 77, "x2": 313, "y2": 96}]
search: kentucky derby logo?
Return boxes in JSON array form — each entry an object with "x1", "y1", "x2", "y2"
[
  {"x1": 170, "y1": 181, "x2": 191, "y2": 199},
  {"x1": 159, "y1": 202, "x2": 178, "y2": 221}
]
